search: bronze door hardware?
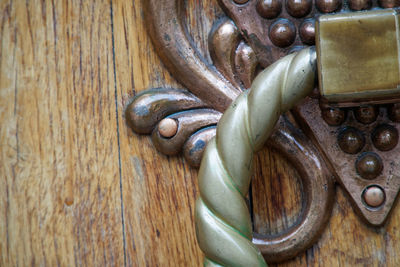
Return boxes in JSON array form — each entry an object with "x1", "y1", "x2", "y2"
[{"x1": 125, "y1": 1, "x2": 400, "y2": 265}]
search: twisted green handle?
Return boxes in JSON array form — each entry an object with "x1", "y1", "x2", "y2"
[{"x1": 195, "y1": 47, "x2": 317, "y2": 267}]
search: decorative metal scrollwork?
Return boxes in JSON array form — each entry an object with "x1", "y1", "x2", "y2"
[{"x1": 125, "y1": 0, "x2": 400, "y2": 265}]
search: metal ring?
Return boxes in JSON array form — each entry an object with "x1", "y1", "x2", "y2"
[
  {"x1": 195, "y1": 47, "x2": 320, "y2": 266},
  {"x1": 255, "y1": 117, "x2": 335, "y2": 263}
]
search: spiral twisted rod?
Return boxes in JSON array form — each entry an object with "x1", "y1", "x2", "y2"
[{"x1": 195, "y1": 47, "x2": 317, "y2": 266}]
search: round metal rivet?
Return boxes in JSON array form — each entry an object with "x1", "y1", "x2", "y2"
[
  {"x1": 286, "y1": 0, "x2": 312, "y2": 18},
  {"x1": 338, "y1": 127, "x2": 365, "y2": 154},
  {"x1": 354, "y1": 105, "x2": 378, "y2": 124},
  {"x1": 356, "y1": 152, "x2": 383, "y2": 180},
  {"x1": 316, "y1": 0, "x2": 342, "y2": 13},
  {"x1": 158, "y1": 118, "x2": 178, "y2": 138},
  {"x1": 256, "y1": 0, "x2": 282, "y2": 19},
  {"x1": 269, "y1": 19, "x2": 296, "y2": 48},
  {"x1": 363, "y1": 186, "x2": 385, "y2": 208},
  {"x1": 321, "y1": 107, "x2": 346, "y2": 126},
  {"x1": 388, "y1": 103, "x2": 400, "y2": 122},
  {"x1": 378, "y1": 0, "x2": 400, "y2": 8},
  {"x1": 349, "y1": 0, "x2": 372, "y2": 10},
  {"x1": 372, "y1": 124, "x2": 399, "y2": 151},
  {"x1": 299, "y1": 19, "x2": 315, "y2": 45},
  {"x1": 233, "y1": 0, "x2": 249, "y2": 4}
]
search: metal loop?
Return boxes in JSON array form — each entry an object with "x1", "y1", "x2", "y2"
[
  {"x1": 254, "y1": 116, "x2": 335, "y2": 263},
  {"x1": 195, "y1": 48, "x2": 318, "y2": 266}
]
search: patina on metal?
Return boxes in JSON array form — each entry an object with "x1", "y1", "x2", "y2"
[
  {"x1": 142, "y1": 0, "x2": 240, "y2": 112},
  {"x1": 316, "y1": 9, "x2": 400, "y2": 104},
  {"x1": 196, "y1": 47, "x2": 319, "y2": 267},
  {"x1": 295, "y1": 100, "x2": 400, "y2": 226},
  {"x1": 125, "y1": 0, "x2": 400, "y2": 265}
]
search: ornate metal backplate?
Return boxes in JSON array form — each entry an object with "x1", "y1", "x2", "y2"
[{"x1": 125, "y1": 0, "x2": 400, "y2": 263}]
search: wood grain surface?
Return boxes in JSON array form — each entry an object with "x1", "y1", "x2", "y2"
[{"x1": 0, "y1": 0, "x2": 399, "y2": 266}]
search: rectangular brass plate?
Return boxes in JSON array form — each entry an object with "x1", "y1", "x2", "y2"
[{"x1": 316, "y1": 9, "x2": 400, "y2": 102}]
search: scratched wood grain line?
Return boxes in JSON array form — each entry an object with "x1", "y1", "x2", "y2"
[
  {"x1": 0, "y1": 1, "x2": 125, "y2": 266},
  {"x1": 113, "y1": 0, "x2": 400, "y2": 266},
  {"x1": 1, "y1": 0, "x2": 400, "y2": 266},
  {"x1": 111, "y1": 0, "x2": 204, "y2": 265}
]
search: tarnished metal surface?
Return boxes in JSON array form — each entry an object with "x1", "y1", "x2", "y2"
[
  {"x1": 152, "y1": 109, "x2": 221, "y2": 156},
  {"x1": 317, "y1": 9, "x2": 400, "y2": 102},
  {"x1": 195, "y1": 48, "x2": 321, "y2": 266},
  {"x1": 257, "y1": 117, "x2": 334, "y2": 262},
  {"x1": 142, "y1": 0, "x2": 240, "y2": 112},
  {"x1": 125, "y1": 88, "x2": 207, "y2": 134},
  {"x1": 294, "y1": 99, "x2": 400, "y2": 226},
  {"x1": 125, "y1": 0, "x2": 400, "y2": 265}
]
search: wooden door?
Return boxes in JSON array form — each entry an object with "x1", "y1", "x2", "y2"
[{"x1": 1, "y1": 0, "x2": 399, "y2": 266}]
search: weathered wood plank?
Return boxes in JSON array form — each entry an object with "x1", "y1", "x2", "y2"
[
  {"x1": 0, "y1": 1, "x2": 124, "y2": 266},
  {"x1": 1, "y1": 0, "x2": 400, "y2": 266},
  {"x1": 111, "y1": 0, "x2": 205, "y2": 265}
]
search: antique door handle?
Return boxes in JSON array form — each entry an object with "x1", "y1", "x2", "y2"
[
  {"x1": 196, "y1": 48, "x2": 334, "y2": 266},
  {"x1": 126, "y1": 1, "x2": 400, "y2": 266}
]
